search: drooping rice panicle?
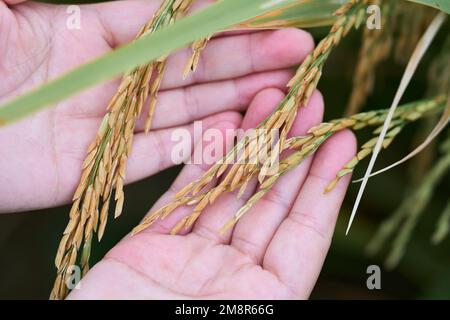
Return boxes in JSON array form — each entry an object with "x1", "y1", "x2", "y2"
[
  {"x1": 195, "y1": 0, "x2": 368, "y2": 193},
  {"x1": 326, "y1": 96, "x2": 447, "y2": 192},
  {"x1": 133, "y1": 94, "x2": 446, "y2": 236},
  {"x1": 346, "y1": 0, "x2": 397, "y2": 115},
  {"x1": 183, "y1": 36, "x2": 212, "y2": 79},
  {"x1": 133, "y1": 0, "x2": 369, "y2": 235},
  {"x1": 220, "y1": 133, "x2": 333, "y2": 233},
  {"x1": 325, "y1": 124, "x2": 405, "y2": 192},
  {"x1": 219, "y1": 96, "x2": 446, "y2": 233},
  {"x1": 51, "y1": 0, "x2": 194, "y2": 300}
]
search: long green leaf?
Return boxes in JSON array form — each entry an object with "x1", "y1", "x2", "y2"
[
  {"x1": 408, "y1": 0, "x2": 450, "y2": 13},
  {"x1": 0, "y1": 0, "x2": 301, "y2": 125}
]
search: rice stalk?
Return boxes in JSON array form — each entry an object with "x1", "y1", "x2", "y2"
[
  {"x1": 431, "y1": 133, "x2": 450, "y2": 244},
  {"x1": 427, "y1": 34, "x2": 450, "y2": 97},
  {"x1": 50, "y1": 0, "x2": 194, "y2": 300},
  {"x1": 133, "y1": 0, "x2": 369, "y2": 235},
  {"x1": 432, "y1": 199, "x2": 450, "y2": 244}
]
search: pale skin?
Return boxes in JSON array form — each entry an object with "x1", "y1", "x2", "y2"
[{"x1": 0, "y1": 0, "x2": 356, "y2": 299}]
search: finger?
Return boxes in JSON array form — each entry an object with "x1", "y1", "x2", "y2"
[
  {"x1": 92, "y1": 0, "x2": 314, "y2": 87},
  {"x1": 91, "y1": 0, "x2": 213, "y2": 47},
  {"x1": 65, "y1": 68, "x2": 292, "y2": 125},
  {"x1": 59, "y1": 112, "x2": 242, "y2": 204},
  {"x1": 135, "y1": 69, "x2": 294, "y2": 131},
  {"x1": 140, "y1": 114, "x2": 242, "y2": 235},
  {"x1": 127, "y1": 111, "x2": 243, "y2": 185},
  {"x1": 263, "y1": 130, "x2": 357, "y2": 298},
  {"x1": 161, "y1": 29, "x2": 314, "y2": 89},
  {"x1": 231, "y1": 91, "x2": 325, "y2": 263},
  {"x1": 92, "y1": 0, "x2": 292, "y2": 49},
  {"x1": 191, "y1": 88, "x2": 286, "y2": 244},
  {"x1": 0, "y1": 1, "x2": 27, "y2": 35}
]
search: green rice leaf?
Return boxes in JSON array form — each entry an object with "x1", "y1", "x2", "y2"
[{"x1": 0, "y1": 0, "x2": 303, "y2": 125}]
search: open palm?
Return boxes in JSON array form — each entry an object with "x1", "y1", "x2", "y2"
[
  {"x1": 0, "y1": 0, "x2": 312, "y2": 212},
  {"x1": 1, "y1": 0, "x2": 356, "y2": 299},
  {"x1": 69, "y1": 89, "x2": 356, "y2": 299}
]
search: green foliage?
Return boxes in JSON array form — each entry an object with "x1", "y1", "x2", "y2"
[
  {"x1": 2, "y1": 0, "x2": 447, "y2": 125},
  {"x1": 409, "y1": 0, "x2": 450, "y2": 13}
]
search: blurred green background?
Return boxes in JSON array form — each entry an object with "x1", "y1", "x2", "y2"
[{"x1": 0, "y1": 0, "x2": 449, "y2": 299}]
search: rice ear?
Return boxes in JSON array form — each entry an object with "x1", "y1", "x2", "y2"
[
  {"x1": 354, "y1": 94, "x2": 450, "y2": 181},
  {"x1": 51, "y1": 0, "x2": 195, "y2": 300}
]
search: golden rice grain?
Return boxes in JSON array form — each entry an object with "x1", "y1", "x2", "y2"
[{"x1": 51, "y1": 0, "x2": 194, "y2": 300}]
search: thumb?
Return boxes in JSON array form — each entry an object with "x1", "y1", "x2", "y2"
[{"x1": 0, "y1": 1, "x2": 27, "y2": 16}]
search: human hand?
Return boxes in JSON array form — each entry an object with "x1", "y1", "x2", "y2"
[
  {"x1": 0, "y1": 0, "x2": 314, "y2": 212},
  {"x1": 68, "y1": 87, "x2": 356, "y2": 299}
]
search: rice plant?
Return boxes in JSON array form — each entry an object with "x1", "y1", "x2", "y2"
[{"x1": 0, "y1": 0, "x2": 448, "y2": 299}]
